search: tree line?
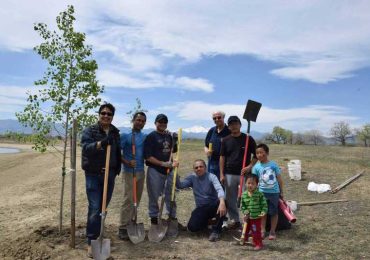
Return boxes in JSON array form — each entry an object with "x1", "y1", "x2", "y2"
[{"x1": 262, "y1": 121, "x2": 370, "y2": 147}]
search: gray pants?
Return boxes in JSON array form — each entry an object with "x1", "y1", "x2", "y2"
[
  {"x1": 119, "y1": 170, "x2": 145, "y2": 229},
  {"x1": 146, "y1": 167, "x2": 176, "y2": 218},
  {"x1": 225, "y1": 174, "x2": 241, "y2": 223}
]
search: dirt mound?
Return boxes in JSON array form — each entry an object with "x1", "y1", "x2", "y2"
[{"x1": 1, "y1": 226, "x2": 71, "y2": 260}]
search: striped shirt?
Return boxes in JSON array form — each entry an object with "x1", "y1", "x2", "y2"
[{"x1": 241, "y1": 190, "x2": 268, "y2": 219}]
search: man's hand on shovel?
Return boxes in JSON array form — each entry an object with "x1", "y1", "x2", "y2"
[{"x1": 241, "y1": 164, "x2": 253, "y2": 175}]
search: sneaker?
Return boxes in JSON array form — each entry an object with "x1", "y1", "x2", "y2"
[
  {"x1": 228, "y1": 221, "x2": 241, "y2": 230},
  {"x1": 268, "y1": 232, "x2": 276, "y2": 240},
  {"x1": 178, "y1": 222, "x2": 187, "y2": 231},
  {"x1": 87, "y1": 245, "x2": 93, "y2": 258},
  {"x1": 208, "y1": 217, "x2": 217, "y2": 226},
  {"x1": 254, "y1": 245, "x2": 263, "y2": 251},
  {"x1": 118, "y1": 228, "x2": 129, "y2": 240},
  {"x1": 151, "y1": 217, "x2": 158, "y2": 225},
  {"x1": 208, "y1": 232, "x2": 220, "y2": 242}
]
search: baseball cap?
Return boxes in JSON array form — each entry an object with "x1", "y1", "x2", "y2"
[
  {"x1": 155, "y1": 113, "x2": 168, "y2": 123},
  {"x1": 227, "y1": 115, "x2": 241, "y2": 125}
]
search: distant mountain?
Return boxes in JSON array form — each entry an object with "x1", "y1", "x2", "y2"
[
  {"x1": 0, "y1": 119, "x2": 33, "y2": 134},
  {"x1": 0, "y1": 119, "x2": 267, "y2": 140}
]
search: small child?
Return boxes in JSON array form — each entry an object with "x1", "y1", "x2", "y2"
[
  {"x1": 252, "y1": 143, "x2": 284, "y2": 240},
  {"x1": 241, "y1": 174, "x2": 268, "y2": 250}
]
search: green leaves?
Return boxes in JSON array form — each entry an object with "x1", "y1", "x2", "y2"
[{"x1": 16, "y1": 5, "x2": 104, "y2": 152}]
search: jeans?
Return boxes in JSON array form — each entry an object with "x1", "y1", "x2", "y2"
[
  {"x1": 119, "y1": 171, "x2": 145, "y2": 229},
  {"x1": 146, "y1": 167, "x2": 176, "y2": 218},
  {"x1": 85, "y1": 172, "x2": 116, "y2": 244},
  {"x1": 187, "y1": 202, "x2": 226, "y2": 234},
  {"x1": 225, "y1": 174, "x2": 241, "y2": 223},
  {"x1": 207, "y1": 158, "x2": 220, "y2": 180}
]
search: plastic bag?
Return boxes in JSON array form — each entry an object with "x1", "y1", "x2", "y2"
[{"x1": 307, "y1": 181, "x2": 331, "y2": 193}]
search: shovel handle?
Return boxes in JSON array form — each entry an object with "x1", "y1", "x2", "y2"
[
  {"x1": 237, "y1": 134, "x2": 250, "y2": 203},
  {"x1": 240, "y1": 222, "x2": 248, "y2": 245},
  {"x1": 102, "y1": 145, "x2": 111, "y2": 214}
]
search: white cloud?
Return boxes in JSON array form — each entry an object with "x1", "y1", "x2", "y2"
[
  {"x1": 2, "y1": 1, "x2": 370, "y2": 83},
  {"x1": 99, "y1": 70, "x2": 214, "y2": 92},
  {"x1": 183, "y1": 125, "x2": 208, "y2": 133},
  {"x1": 165, "y1": 101, "x2": 359, "y2": 133}
]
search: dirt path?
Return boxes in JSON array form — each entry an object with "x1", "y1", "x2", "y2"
[{"x1": 0, "y1": 142, "x2": 369, "y2": 259}]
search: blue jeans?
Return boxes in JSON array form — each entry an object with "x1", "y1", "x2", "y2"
[
  {"x1": 207, "y1": 159, "x2": 220, "y2": 180},
  {"x1": 146, "y1": 167, "x2": 176, "y2": 219},
  {"x1": 85, "y1": 172, "x2": 116, "y2": 244}
]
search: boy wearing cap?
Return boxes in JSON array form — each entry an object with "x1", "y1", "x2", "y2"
[
  {"x1": 144, "y1": 114, "x2": 179, "y2": 226},
  {"x1": 220, "y1": 115, "x2": 257, "y2": 229}
]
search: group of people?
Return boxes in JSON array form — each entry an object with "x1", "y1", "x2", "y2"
[{"x1": 81, "y1": 103, "x2": 284, "y2": 256}]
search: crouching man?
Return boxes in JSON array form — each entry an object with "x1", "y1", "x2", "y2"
[{"x1": 176, "y1": 159, "x2": 227, "y2": 242}]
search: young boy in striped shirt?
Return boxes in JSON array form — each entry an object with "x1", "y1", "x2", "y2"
[{"x1": 241, "y1": 174, "x2": 268, "y2": 250}]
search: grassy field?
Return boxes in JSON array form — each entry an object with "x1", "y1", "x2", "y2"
[{"x1": 0, "y1": 140, "x2": 369, "y2": 259}]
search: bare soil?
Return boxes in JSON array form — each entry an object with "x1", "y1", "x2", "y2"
[{"x1": 0, "y1": 142, "x2": 369, "y2": 259}]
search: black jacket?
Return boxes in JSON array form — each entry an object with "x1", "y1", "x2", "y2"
[{"x1": 81, "y1": 123, "x2": 121, "y2": 176}]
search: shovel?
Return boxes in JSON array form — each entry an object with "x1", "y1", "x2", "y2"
[
  {"x1": 91, "y1": 145, "x2": 111, "y2": 260},
  {"x1": 237, "y1": 100, "x2": 262, "y2": 208},
  {"x1": 148, "y1": 191, "x2": 168, "y2": 242},
  {"x1": 127, "y1": 133, "x2": 145, "y2": 244},
  {"x1": 167, "y1": 128, "x2": 182, "y2": 237}
]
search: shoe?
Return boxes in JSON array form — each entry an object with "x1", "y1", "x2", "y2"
[
  {"x1": 228, "y1": 221, "x2": 241, "y2": 230},
  {"x1": 151, "y1": 217, "x2": 158, "y2": 225},
  {"x1": 208, "y1": 232, "x2": 220, "y2": 242},
  {"x1": 87, "y1": 245, "x2": 93, "y2": 258},
  {"x1": 208, "y1": 217, "x2": 217, "y2": 226},
  {"x1": 178, "y1": 222, "x2": 187, "y2": 231},
  {"x1": 268, "y1": 232, "x2": 276, "y2": 240},
  {"x1": 118, "y1": 228, "x2": 129, "y2": 240},
  {"x1": 254, "y1": 245, "x2": 263, "y2": 251}
]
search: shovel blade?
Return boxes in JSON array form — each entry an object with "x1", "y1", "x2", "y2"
[
  {"x1": 91, "y1": 238, "x2": 110, "y2": 260},
  {"x1": 127, "y1": 222, "x2": 145, "y2": 244},
  {"x1": 166, "y1": 219, "x2": 178, "y2": 238},
  {"x1": 148, "y1": 223, "x2": 168, "y2": 242}
]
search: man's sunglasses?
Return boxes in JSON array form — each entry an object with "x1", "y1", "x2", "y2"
[
  {"x1": 213, "y1": 116, "x2": 222, "y2": 120},
  {"x1": 100, "y1": 112, "x2": 113, "y2": 116}
]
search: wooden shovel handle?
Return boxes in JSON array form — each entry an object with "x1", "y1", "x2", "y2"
[{"x1": 102, "y1": 145, "x2": 111, "y2": 213}]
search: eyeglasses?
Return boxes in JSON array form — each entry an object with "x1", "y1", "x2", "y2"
[
  {"x1": 194, "y1": 165, "x2": 204, "y2": 170},
  {"x1": 100, "y1": 112, "x2": 113, "y2": 117},
  {"x1": 213, "y1": 116, "x2": 222, "y2": 120}
]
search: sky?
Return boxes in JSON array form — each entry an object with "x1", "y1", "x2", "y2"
[{"x1": 0, "y1": 0, "x2": 369, "y2": 135}]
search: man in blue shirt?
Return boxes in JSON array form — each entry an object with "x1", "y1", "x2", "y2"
[
  {"x1": 176, "y1": 159, "x2": 227, "y2": 242},
  {"x1": 204, "y1": 111, "x2": 231, "y2": 180},
  {"x1": 118, "y1": 111, "x2": 147, "y2": 240}
]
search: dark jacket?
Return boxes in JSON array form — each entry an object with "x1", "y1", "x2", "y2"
[{"x1": 81, "y1": 123, "x2": 121, "y2": 176}]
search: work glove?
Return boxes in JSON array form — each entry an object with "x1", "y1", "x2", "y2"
[
  {"x1": 161, "y1": 161, "x2": 173, "y2": 169},
  {"x1": 100, "y1": 134, "x2": 114, "y2": 149}
]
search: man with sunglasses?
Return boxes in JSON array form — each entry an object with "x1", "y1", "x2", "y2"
[
  {"x1": 118, "y1": 111, "x2": 147, "y2": 240},
  {"x1": 176, "y1": 159, "x2": 227, "y2": 242},
  {"x1": 204, "y1": 111, "x2": 231, "y2": 180},
  {"x1": 144, "y1": 114, "x2": 179, "y2": 228},
  {"x1": 81, "y1": 103, "x2": 122, "y2": 257}
]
